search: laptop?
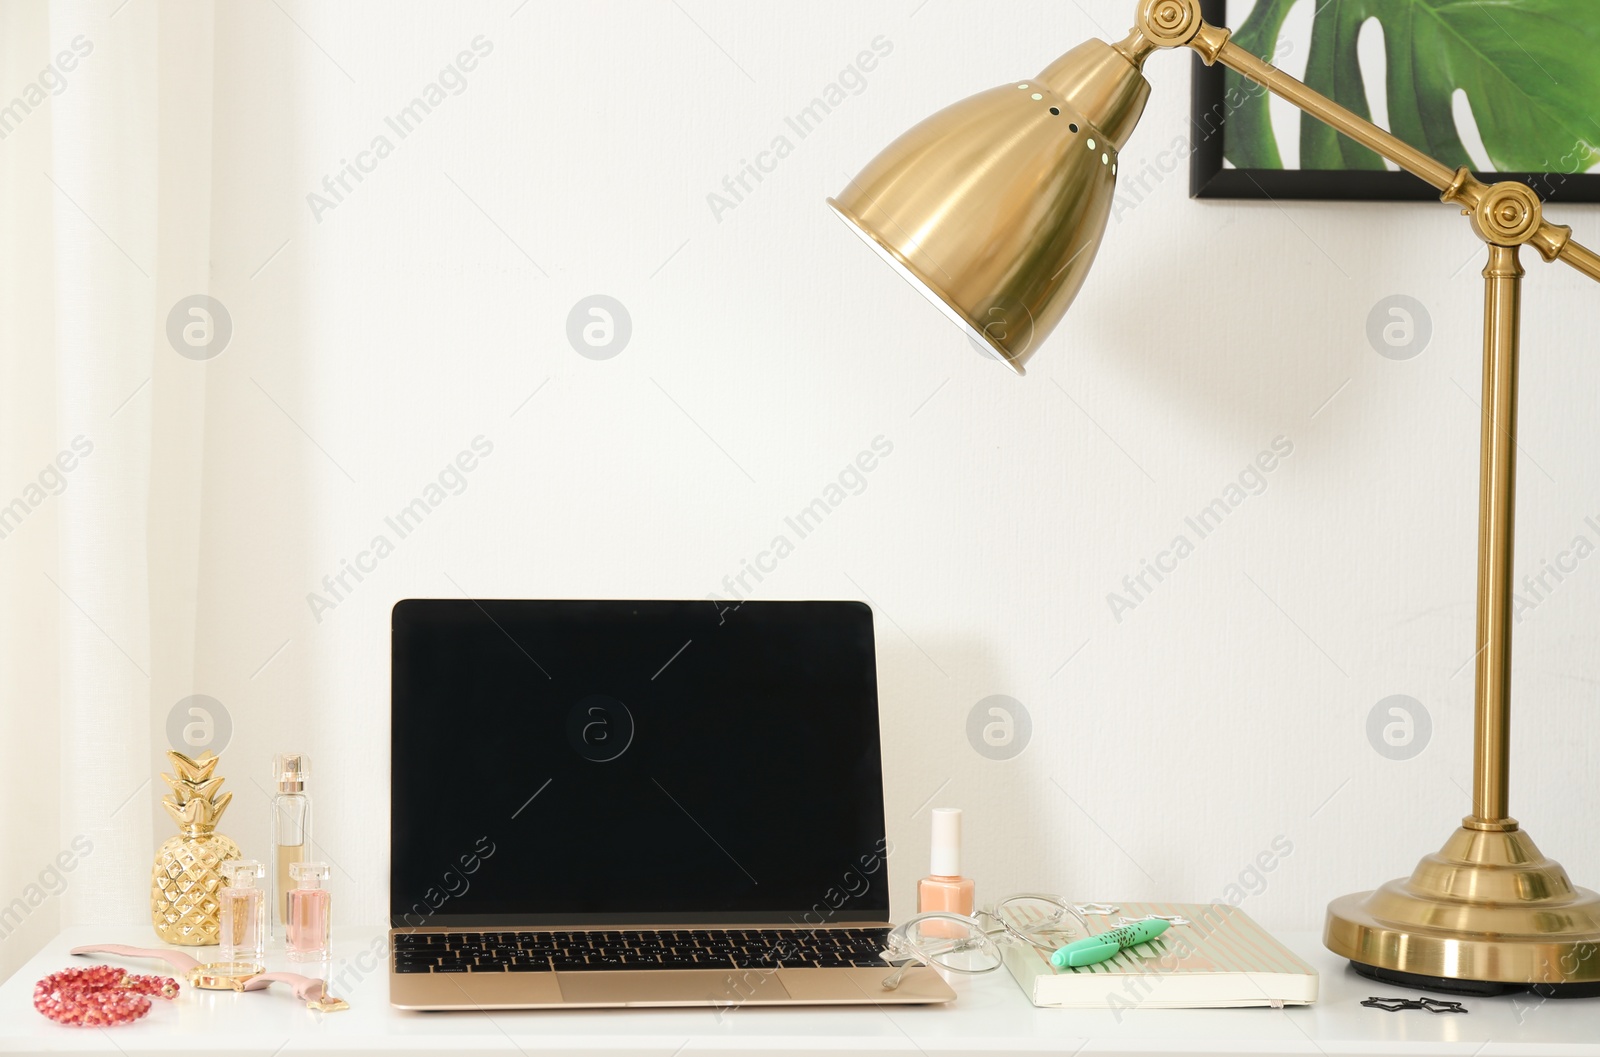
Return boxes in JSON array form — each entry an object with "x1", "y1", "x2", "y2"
[{"x1": 389, "y1": 598, "x2": 956, "y2": 1010}]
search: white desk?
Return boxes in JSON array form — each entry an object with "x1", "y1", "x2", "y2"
[{"x1": 3, "y1": 927, "x2": 1598, "y2": 1056}]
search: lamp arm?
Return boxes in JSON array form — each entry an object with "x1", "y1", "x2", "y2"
[
  {"x1": 1199, "y1": 29, "x2": 1456, "y2": 189},
  {"x1": 1124, "y1": 1, "x2": 1600, "y2": 283}
]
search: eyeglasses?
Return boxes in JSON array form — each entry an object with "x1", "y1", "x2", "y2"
[{"x1": 879, "y1": 896, "x2": 1190, "y2": 990}]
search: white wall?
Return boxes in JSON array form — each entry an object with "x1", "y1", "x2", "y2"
[{"x1": 9, "y1": 0, "x2": 1600, "y2": 967}]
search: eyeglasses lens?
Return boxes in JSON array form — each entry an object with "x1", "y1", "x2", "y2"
[
  {"x1": 996, "y1": 897, "x2": 1079, "y2": 948},
  {"x1": 900, "y1": 917, "x2": 1000, "y2": 973}
]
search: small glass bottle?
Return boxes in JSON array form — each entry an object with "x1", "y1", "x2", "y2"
[
  {"x1": 219, "y1": 859, "x2": 266, "y2": 974},
  {"x1": 271, "y1": 753, "x2": 311, "y2": 935},
  {"x1": 918, "y1": 808, "x2": 975, "y2": 936},
  {"x1": 286, "y1": 860, "x2": 332, "y2": 960}
]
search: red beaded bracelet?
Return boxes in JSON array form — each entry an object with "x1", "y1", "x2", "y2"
[{"x1": 33, "y1": 965, "x2": 179, "y2": 1027}]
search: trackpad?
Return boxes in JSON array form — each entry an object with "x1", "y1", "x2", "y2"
[{"x1": 557, "y1": 970, "x2": 792, "y2": 1006}]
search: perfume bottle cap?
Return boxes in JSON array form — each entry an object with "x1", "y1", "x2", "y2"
[
  {"x1": 290, "y1": 861, "x2": 330, "y2": 889},
  {"x1": 930, "y1": 807, "x2": 962, "y2": 877},
  {"x1": 274, "y1": 752, "x2": 310, "y2": 793},
  {"x1": 222, "y1": 859, "x2": 265, "y2": 888}
]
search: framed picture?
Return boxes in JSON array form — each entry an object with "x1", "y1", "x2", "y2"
[{"x1": 1189, "y1": 0, "x2": 1600, "y2": 202}]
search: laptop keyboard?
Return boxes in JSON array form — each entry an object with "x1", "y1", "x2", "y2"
[{"x1": 393, "y1": 927, "x2": 892, "y2": 973}]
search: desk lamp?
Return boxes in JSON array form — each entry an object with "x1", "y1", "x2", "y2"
[{"x1": 828, "y1": 0, "x2": 1600, "y2": 994}]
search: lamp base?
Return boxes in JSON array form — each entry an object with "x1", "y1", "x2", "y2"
[
  {"x1": 1345, "y1": 958, "x2": 1600, "y2": 998},
  {"x1": 1324, "y1": 823, "x2": 1600, "y2": 994}
]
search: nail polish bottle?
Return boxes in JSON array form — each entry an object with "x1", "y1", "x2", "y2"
[
  {"x1": 286, "y1": 860, "x2": 331, "y2": 960},
  {"x1": 219, "y1": 859, "x2": 266, "y2": 974},
  {"x1": 917, "y1": 807, "x2": 975, "y2": 917}
]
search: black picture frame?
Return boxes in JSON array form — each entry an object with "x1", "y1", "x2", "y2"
[{"x1": 1188, "y1": 0, "x2": 1600, "y2": 202}]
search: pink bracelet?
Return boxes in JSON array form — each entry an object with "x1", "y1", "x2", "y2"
[{"x1": 34, "y1": 965, "x2": 179, "y2": 1027}]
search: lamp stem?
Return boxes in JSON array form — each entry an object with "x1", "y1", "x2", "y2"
[
  {"x1": 1470, "y1": 243, "x2": 1524, "y2": 829},
  {"x1": 1172, "y1": 6, "x2": 1600, "y2": 826},
  {"x1": 1164, "y1": 6, "x2": 1600, "y2": 830}
]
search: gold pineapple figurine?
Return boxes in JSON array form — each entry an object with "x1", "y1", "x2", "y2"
[{"x1": 150, "y1": 749, "x2": 242, "y2": 945}]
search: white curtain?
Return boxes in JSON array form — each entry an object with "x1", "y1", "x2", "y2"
[{"x1": 0, "y1": 0, "x2": 214, "y2": 982}]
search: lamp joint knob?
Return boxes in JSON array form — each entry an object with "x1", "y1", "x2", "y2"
[
  {"x1": 1472, "y1": 181, "x2": 1543, "y2": 247},
  {"x1": 1135, "y1": 0, "x2": 1203, "y2": 48}
]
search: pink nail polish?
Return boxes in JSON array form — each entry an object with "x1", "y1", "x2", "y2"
[{"x1": 917, "y1": 808, "x2": 974, "y2": 933}]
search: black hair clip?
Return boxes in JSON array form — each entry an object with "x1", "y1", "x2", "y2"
[{"x1": 1361, "y1": 996, "x2": 1468, "y2": 1014}]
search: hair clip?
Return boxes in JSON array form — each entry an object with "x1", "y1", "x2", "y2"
[
  {"x1": 1362, "y1": 996, "x2": 1415, "y2": 1011},
  {"x1": 1361, "y1": 995, "x2": 1467, "y2": 1014},
  {"x1": 1419, "y1": 997, "x2": 1469, "y2": 1014}
]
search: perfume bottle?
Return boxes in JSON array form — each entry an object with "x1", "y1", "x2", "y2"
[
  {"x1": 271, "y1": 753, "x2": 311, "y2": 934},
  {"x1": 286, "y1": 860, "x2": 332, "y2": 959},
  {"x1": 218, "y1": 859, "x2": 265, "y2": 974},
  {"x1": 917, "y1": 808, "x2": 975, "y2": 933}
]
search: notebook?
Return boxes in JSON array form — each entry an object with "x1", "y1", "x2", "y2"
[{"x1": 1001, "y1": 902, "x2": 1318, "y2": 1010}]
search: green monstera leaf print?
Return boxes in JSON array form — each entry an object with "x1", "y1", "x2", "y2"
[{"x1": 1223, "y1": 0, "x2": 1600, "y2": 174}]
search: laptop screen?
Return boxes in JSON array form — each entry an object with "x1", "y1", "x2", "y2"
[{"x1": 390, "y1": 599, "x2": 890, "y2": 927}]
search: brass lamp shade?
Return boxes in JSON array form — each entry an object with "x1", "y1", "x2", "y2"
[{"x1": 828, "y1": 40, "x2": 1150, "y2": 374}]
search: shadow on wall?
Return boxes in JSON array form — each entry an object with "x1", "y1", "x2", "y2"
[{"x1": 1077, "y1": 206, "x2": 1348, "y2": 442}]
